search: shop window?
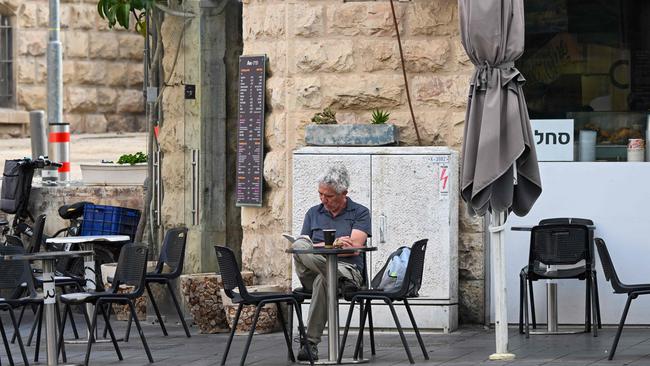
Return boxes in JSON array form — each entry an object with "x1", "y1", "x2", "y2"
[
  {"x1": 520, "y1": 0, "x2": 650, "y2": 162},
  {"x1": 0, "y1": 14, "x2": 12, "y2": 108}
]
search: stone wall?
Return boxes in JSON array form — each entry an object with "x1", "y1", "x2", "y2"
[
  {"x1": 239, "y1": 0, "x2": 485, "y2": 324},
  {"x1": 2, "y1": 0, "x2": 145, "y2": 133}
]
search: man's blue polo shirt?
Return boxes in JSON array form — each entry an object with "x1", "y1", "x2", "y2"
[{"x1": 300, "y1": 197, "x2": 371, "y2": 271}]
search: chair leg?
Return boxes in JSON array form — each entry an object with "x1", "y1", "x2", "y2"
[
  {"x1": 593, "y1": 272, "x2": 602, "y2": 329},
  {"x1": 124, "y1": 304, "x2": 133, "y2": 342},
  {"x1": 221, "y1": 303, "x2": 242, "y2": 366},
  {"x1": 127, "y1": 301, "x2": 154, "y2": 363},
  {"x1": 84, "y1": 302, "x2": 101, "y2": 366},
  {"x1": 240, "y1": 303, "x2": 263, "y2": 366},
  {"x1": 8, "y1": 308, "x2": 29, "y2": 366},
  {"x1": 590, "y1": 274, "x2": 598, "y2": 338},
  {"x1": 609, "y1": 294, "x2": 634, "y2": 360},
  {"x1": 358, "y1": 300, "x2": 364, "y2": 359},
  {"x1": 292, "y1": 299, "x2": 314, "y2": 366},
  {"x1": 404, "y1": 299, "x2": 429, "y2": 360},
  {"x1": 366, "y1": 300, "x2": 375, "y2": 355},
  {"x1": 167, "y1": 281, "x2": 191, "y2": 338},
  {"x1": 26, "y1": 304, "x2": 40, "y2": 346},
  {"x1": 276, "y1": 302, "x2": 296, "y2": 362},
  {"x1": 585, "y1": 276, "x2": 591, "y2": 333},
  {"x1": 353, "y1": 299, "x2": 370, "y2": 360},
  {"x1": 519, "y1": 274, "x2": 524, "y2": 334},
  {"x1": 146, "y1": 282, "x2": 167, "y2": 336},
  {"x1": 338, "y1": 298, "x2": 357, "y2": 363},
  {"x1": 0, "y1": 315, "x2": 14, "y2": 366},
  {"x1": 524, "y1": 277, "x2": 530, "y2": 338},
  {"x1": 34, "y1": 303, "x2": 44, "y2": 362},
  {"x1": 386, "y1": 299, "x2": 414, "y2": 364},
  {"x1": 54, "y1": 302, "x2": 67, "y2": 363},
  {"x1": 528, "y1": 279, "x2": 536, "y2": 329},
  {"x1": 57, "y1": 304, "x2": 69, "y2": 361},
  {"x1": 66, "y1": 302, "x2": 80, "y2": 340},
  {"x1": 10, "y1": 305, "x2": 26, "y2": 344},
  {"x1": 99, "y1": 303, "x2": 123, "y2": 360}
]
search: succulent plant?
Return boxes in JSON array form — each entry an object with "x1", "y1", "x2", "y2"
[
  {"x1": 371, "y1": 109, "x2": 390, "y2": 124},
  {"x1": 311, "y1": 108, "x2": 337, "y2": 124}
]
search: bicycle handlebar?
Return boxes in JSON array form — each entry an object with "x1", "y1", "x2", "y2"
[{"x1": 17, "y1": 156, "x2": 62, "y2": 169}]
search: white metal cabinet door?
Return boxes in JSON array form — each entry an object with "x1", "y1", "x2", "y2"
[{"x1": 371, "y1": 154, "x2": 455, "y2": 300}]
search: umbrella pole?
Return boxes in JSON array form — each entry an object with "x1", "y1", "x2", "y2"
[{"x1": 489, "y1": 210, "x2": 515, "y2": 361}]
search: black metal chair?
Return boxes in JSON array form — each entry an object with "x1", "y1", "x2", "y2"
[
  {"x1": 57, "y1": 244, "x2": 153, "y2": 366},
  {"x1": 519, "y1": 224, "x2": 599, "y2": 337},
  {"x1": 0, "y1": 245, "x2": 33, "y2": 366},
  {"x1": 215, "y1": 245, "x2": 313, "y2": 366},
  {"x1": 595, "y1": 238, "x2": 650, "y2": 360},
  {"x1": 143, "y1": 227, "x2": 191, "y2": 338},
  {"x1": 522, "y1": 217, "x2": 601, "y2": 332},
  {"x1": 339, "y1": 239, "x2": 429, "y2": 364}
]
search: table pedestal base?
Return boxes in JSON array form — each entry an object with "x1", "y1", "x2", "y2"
[{"x1": 298, "y1": 358, "x2": 369, "y2": 365}]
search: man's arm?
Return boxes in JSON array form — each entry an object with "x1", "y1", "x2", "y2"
[{"x1": 336, "y1": 229, "x2": 367, "y2": 256}]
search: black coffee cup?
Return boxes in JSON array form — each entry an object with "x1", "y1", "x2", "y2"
[{"x1": 323, "y1": 229, "x2": 336, "y2": 248}]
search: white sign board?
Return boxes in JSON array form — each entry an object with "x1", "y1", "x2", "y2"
[{"x1": 531, "y1": 119, "x2": 574, "y2": 161}]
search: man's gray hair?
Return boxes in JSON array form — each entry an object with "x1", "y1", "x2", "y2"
[{"x1": 318, "y1": 165, "x2": 350, "y2": 194}]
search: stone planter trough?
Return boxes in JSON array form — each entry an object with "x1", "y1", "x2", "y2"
[
  {"x1": 220, "y1": 285, "x2": 282, "y2": 335},
  {"x1": 80, "y1": 163, "x2": 147, "y2": 185},
  {"x1": 180, "y1": 271, "x2": 254, "y2": 334},
  {"x1": 305, "y1": 124, "x2": 399, "y2": 146}
]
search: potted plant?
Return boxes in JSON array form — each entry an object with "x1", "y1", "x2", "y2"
[
  {"x1": 305, "y1": 108, "x2": 399, "y2": 146},
  {"x1": 80, "y1": 152, "x2": 148, "y2": 185}
]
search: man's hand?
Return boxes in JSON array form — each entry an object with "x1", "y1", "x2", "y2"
[{"x1": 334, "y1": 236, "x2": 354, "y2": 248}]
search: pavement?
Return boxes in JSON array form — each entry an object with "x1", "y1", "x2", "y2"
[
  {"x1": 3, "y1": 315, "x2": 650, "y2": 366},
  {"x1": 0, "y1": 133, "x2": 148, "y2": 182}
]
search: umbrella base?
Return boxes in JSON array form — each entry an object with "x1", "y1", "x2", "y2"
[{"x1": 489, "y1": 353, "x2": 515, "y2": 361}]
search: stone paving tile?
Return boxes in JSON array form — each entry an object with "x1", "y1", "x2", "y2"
[{"x1": 6, "y1": 315, "x2": 650, "y2": 366}]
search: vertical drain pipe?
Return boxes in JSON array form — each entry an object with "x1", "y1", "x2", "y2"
[{"x1": 44, "y1": 0, "x2": 67, "y2": 183}]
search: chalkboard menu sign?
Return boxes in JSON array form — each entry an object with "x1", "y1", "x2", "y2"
[{"x1": 236, "y1": 55, "x2": 266, "y2": 207}]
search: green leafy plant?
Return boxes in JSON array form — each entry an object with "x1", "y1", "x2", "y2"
[
  {"x1": 311, "y1": 108, "x2": 337, "y2": 125},
  {"x1": 117, "y1": 152, "x2": 148, "y2": 165},
  {"x1": 370, "y1": 109, "x2": 390, "y2": 124},
  {"x1": 97, "y1": 0, "x2": 154, "y2": 35}
]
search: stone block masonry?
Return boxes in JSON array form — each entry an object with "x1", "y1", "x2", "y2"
[
  {"x1": 236, "y1": 0, "x2": 485, "y2": 325},
  {"x1": 10, "y1": 0, "x2": 145, "y2": 134}
]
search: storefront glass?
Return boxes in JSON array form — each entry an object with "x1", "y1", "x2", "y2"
[{"x1": 520, "y1": 0, "x2": 650, "y2": 161}]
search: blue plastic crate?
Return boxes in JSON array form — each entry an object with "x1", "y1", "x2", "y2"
[{"x1": 80, "y1": 203, "x2": 141, "y2": 240}]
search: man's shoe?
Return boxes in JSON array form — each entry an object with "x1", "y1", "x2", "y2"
[{"x1": 297, "y1": 342, "x2": 318, "y2": 361}]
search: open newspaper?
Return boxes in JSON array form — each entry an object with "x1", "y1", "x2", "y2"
[{"x1": 282, "y1": 233, "x2": 313, "y2": 245}]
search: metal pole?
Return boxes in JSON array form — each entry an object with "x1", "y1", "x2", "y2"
[
  {"x1": 42, "y1": 259, "x2": 58, "y2": 365},
  {"x1": 45, "y1": 0, "x2": 65, "y2": 183},
  {"x1": 489, "y1": 211, "x2": 515, "y2": 361},
  {"x1": 30, "y1": 110, "x2": 47, "y2": 159},
  {"x1": 547, "y1": 282, "x2": 558, "y2": 332},
  {"x1": 326, "y1": 255, "x2": 338, "y2": 363}
]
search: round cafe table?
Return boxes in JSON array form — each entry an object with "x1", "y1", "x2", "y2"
[
  {"x1": 286, "y1": 246, "x2": 377, "y2": 365},
  {"x1": 2, "y1": 250, "x2": 92, "y2": 366}
]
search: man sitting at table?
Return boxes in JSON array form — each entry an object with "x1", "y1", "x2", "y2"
[{"x1": 293, "y1": 164, "x2": 371, "y2": 361}]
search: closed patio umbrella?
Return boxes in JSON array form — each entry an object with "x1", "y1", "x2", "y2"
[{"x1": 458, "y1": 0, "x2": 542, "y2": 359}]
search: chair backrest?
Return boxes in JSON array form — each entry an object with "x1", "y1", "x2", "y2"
[
  {"x1": 528, "y1": 224, "x2": 590, "y2": 267},
  {"x1": 214, "y1": 245, "x2": 252, "y2": 301},
  {"x1": 539, "y1": 217, "x2": 593, "y2": 226},
  {"x1": 371, "y1": 239, "x2": 428, "y2": 297},
  {"x1": 154, "y1": 227, "x2": 188, "y2": 277},
  {"x1": 594, "y1": 238, "x2": 626, "y2": 293},
  {"x1": 27, "y1": 214, "x2": 46, "y2": 254},
  {"x1": 112, "y1": 244, "x2": 148, "y2": 297},
  {"x1": 0, "y1": 245, "x2": 37, "y2": 298}
]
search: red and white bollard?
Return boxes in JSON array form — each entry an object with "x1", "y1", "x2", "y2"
[{"x1": 47, "y1": 122, "x2": 70, "y2": 183}]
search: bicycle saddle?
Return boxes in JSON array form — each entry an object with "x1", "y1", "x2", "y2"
[{"x1": 58, "y1": 201, "x2": 93, "y2": 220}]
